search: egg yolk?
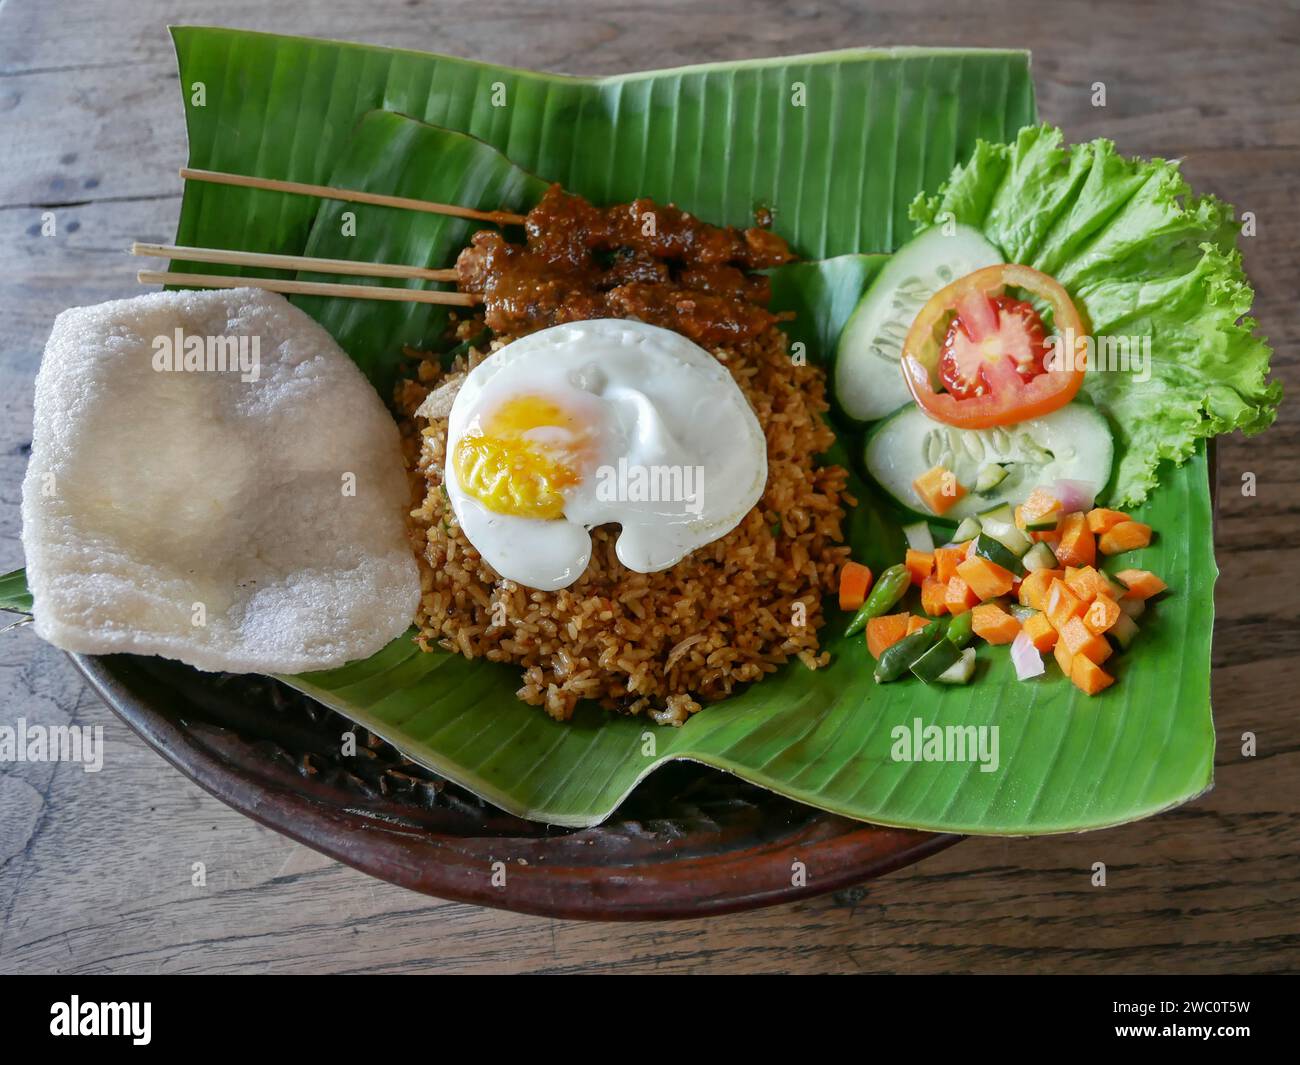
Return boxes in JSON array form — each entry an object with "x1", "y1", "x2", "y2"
[{"x1": 453, "y1": 394, "x2": 593, "y2": 520}]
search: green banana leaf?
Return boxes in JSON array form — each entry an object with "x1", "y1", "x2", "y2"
[
  {"x1": 274, "y1": 112, "x2": 1214, "y2": 831},
  {"x1": 284, "y1": 101, "x2": 1210, "y2": 832},
  {"x1": 13, "y1": 30, "x2": 1217, "y2": 833}
]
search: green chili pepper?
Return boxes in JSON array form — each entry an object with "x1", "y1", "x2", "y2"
[
  {"x1": 946, "y1": 609, "x2": 974, "y2": 649},
  {"x1": 845, "y1": 564, "x2": 911, "y2": 637},
  {"x1": 873, "y1": 619, "x2": 943, "y2": 683}
]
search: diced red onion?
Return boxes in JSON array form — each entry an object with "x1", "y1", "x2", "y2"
[
  {"x1": 1052, "y1": 478, "x2": 1096, "y2": 514},
  {"x1": 1011, "y1": 630, "x2": 1046, "y2": 681}
]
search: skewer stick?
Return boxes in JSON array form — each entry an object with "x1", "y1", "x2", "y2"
[
  {"x1": 132, "y1": 242, "x2": 458, "y2": 282},
  {"x1": 180, "y1": 167, "x2": 527, "y2": 227},
  {"x1": 137, "y1": 270, "x2": 478, "y2": 307}
]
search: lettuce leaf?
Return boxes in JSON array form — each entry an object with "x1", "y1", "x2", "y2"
[{"x1": 910, "y1": 125, "x2": 1280, "y2": 506}]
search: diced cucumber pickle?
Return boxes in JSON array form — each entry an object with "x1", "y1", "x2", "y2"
[
  {"x1": 1023, "y1": 542, "x2": 1060, "y2": 572},
  {"x1": 902, "y1": 521, "x2": 935, "y2": 553},
  {"x1": 937, "y1": 647, "x2": 977, "y2": 684}
]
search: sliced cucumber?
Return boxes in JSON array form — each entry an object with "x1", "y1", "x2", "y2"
[
  {"x1": 834, "y1": 225, "x2": 1003, "y2": 422},
  {"x1": 902, "y1": 520, "x2": 935, "y2": 553},
  {"x1": 1023, "y1": 542, "x2": 1060, "y2": 573},
  {"x1": 975, "y1": 463, "x2": 1008, "y2": 493},
  {"x1": 976, "y1": 502, "x2": 1015, "y2": 523},
  {"x1": 1009, "y1": 604, "x2": 1039, "y2": 623},
  {"x1": 980, "y1": 516, "x2": 1032, "y2": 557},
  {"x1": 974, "y1": 533, "x2": 1024, "y2": 575},
  {"x1": 864, "y1": 403, "x2": 1114, "y2": 522},
  {"x1": 1108, "y1": 612, "x2": 1140, "y2": 649},
  {"x1": 952, "y1": 516, "x2": 983, "y2": 543},
  {"x1": 1025, "y1": 514, "x2": 1061, "y2": 532},
  {"x1": 911, "y1": 638, "x2": 963, "y2": 684},
  {"x1": 936, "y1": 647, "x2": 977, "y2": 684},
  {"x1": 1119, "y1": 596, "x2": 1146, "y2": 620}
]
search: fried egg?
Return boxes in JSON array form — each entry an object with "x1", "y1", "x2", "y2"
[{"x1": 444, "y1": 319, "x2": 767, "y2": 591}]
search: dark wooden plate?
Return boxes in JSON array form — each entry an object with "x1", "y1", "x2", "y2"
[{"x1": 71, "y1": 653, "x2": 959, "y2": 920}]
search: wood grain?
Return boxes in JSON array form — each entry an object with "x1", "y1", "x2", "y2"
[{"x1": 1, "y1": 0, "x2": 1297, "y2": 974}]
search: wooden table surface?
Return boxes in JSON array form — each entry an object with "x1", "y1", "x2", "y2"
[{"x1": 1, "y1": 0, "x2": 1296, "y2": 975}]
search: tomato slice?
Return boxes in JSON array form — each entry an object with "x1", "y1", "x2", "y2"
[
  {"x1": 938, "y1": 295, "x2": 1048, "y2": 399},
  {"x1": 902, "y1": 264, "x2": 1088, "y2": 429}
]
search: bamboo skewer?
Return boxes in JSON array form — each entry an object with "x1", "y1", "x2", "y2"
[
  {"x1": 137, "y1": 270, "x2": 478, "y2": 306},
  {"x1": 131, "y1": 242, "x2": 458, "y2": 283},
  {"x1": 179, "y1": 167, "x2": 527, "y2": 227}
]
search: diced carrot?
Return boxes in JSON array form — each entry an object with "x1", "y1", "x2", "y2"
[
  {"x1": 1084, "y1": 594, "x2": 1121, "y2": 635},
  {"x1": 838, "y1": 561, "x2": 873, "y2": 612},
  {"x1": 1070, "y1": 655, "x2": 1115, "y2": 696},
  {"x1": 945, "y1": 576, "x2": 980, "y2": 615},
  {"x1": 935, "y1": 544, "x2": 967, "y2": 584},
  {"x1": 1053, "y1": 638, "x2": 1074, "y2": 677},
  {"x1": 905, "y1": 549, "x2": 935, "y2": 586},
  {"x1": 913, "y1": 465, "x2": 966, "y2": 517},
  {"x1": 866, "y1": 613, "x2": 911, "y2": 658},
  {"x1": 1018, "y1": 568, "x2": 1063, "y2": 612},
  {"x1": 1054, "y1": 512, "x2": 1096, "y2": 568},
  {"x1": 1099, "y1": 521, "x2": 1153, "y2": 556},
  {"x1": 1021, "y1": 487, "x2": 1062, "y2": 524},
  {"x1": 1046, "y1": 578, "x2": 1086, "y2": 631},
  {"x1": 1114, "y1": 569, "x2": 1168, "y2": 601},
  {"x1": 956, "y1": 556, "x2": 1016, "y2": 601},
  {"x1": 1059, "y1": 616, "x2": 1113, "y2": 664},
  {"x1": 1065, "y1": 565, "x2": 1110, "y2": 603},
  {"x1": 971, "y1": 603, "x2": 1021, "y2": 645},
  {"x1": 906, "y1": 615, "x2": 928, "y2": 635},
  {"x1": 1023, "y1": 611, "x2": 1058, "y2": 653},
  {"x1": 1087, "y1": 507, "x2": 1131, "y2": 534},
  {"x1": 921, "y1": 576, "x2": 949, "y2": 617}
]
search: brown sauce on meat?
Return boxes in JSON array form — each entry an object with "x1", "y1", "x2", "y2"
[{"x1": 455, "y1": 184, "x2": 794, "y2": 346}]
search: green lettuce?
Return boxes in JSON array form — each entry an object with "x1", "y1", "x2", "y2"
[{"x1": 910, "y1": 124, "x2": 1280, "y2": 506}]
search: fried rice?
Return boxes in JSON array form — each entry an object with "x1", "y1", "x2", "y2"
[
  {"x1": 396, "y1": 318, "x2": 850, "y2": 726},
  {"x1": 395, "y1": 186, "x2": 851, "y2": 725}
]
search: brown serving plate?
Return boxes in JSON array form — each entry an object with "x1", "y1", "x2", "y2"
[{"x1": 71, "y1": 652, "x2": 959, "y2": 920}]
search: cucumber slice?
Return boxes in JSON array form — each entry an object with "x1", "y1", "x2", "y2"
[
  {"x1": 1025, "y1": 515, "x2": 1060, "y2": 531},
  {"x1": 864, "y1": 403, "x2": 1114, "y2": 522},
  {"x1": 952, "y1": 516, "x2": 983, "y2": 543},
  {"x1": 910, "y1": 638, "x2": 963, "y2": 684},
  {"x1": 936, "y1": 647, "x2": 977, "y2": 684},
  {"x1": 974, "y1": 533, "x2": 1024, "y2": 575},
  {"x1": 902, "y1": 520, "x2": 935, "y2": 553},
  {"x1": 1023, "y1": 542, "x2": 1060, "y2": 572},
  {"x1": 976, "y1": 502, "x2": 1015, "y2": 523},
  {"x1": 975, "y1": 463, "x2": 1008, "y2": 493},
  {"x1": 1108, "y1": 612, "x2": 1140, "y2": 649},
  {"x1": 980, "y1": 517, "x2": 1032, "y2": 557},
  {"x1": 1009, "y1": 604, "x2": 1039, "y2": 623},
  {"x1": 1119, "y1": 596, "x2": 1146, "y2": 620},
  {"x1": 834, "y1": 225, "x2": 1003, "y2": 422}
]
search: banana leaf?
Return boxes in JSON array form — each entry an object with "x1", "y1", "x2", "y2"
[
  {"x1": 278, "y1": 100, "x2": 1213, "y2": 832},
  {"x1": 15, "y1": 30, "x2": 1217, "y2": 832},
  {"x1": 276, "y1": 112, "x2": 1214, "y2": 830}
]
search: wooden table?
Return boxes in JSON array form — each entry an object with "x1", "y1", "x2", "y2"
[{"x1": 1, "y1": 0, "x2": 1296, "y2": 974}]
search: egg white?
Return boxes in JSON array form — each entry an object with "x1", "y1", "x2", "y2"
[{"x1": 444, "y1": 320, "x2": 768, "y2": 591}]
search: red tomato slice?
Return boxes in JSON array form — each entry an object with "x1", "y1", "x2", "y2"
[
  {"x1": 938, "y1": 295, "x2": 1048, "y2": 399},
  {"x1": 902, "y1": 264, "x2": 1088, "y2": 429}
]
